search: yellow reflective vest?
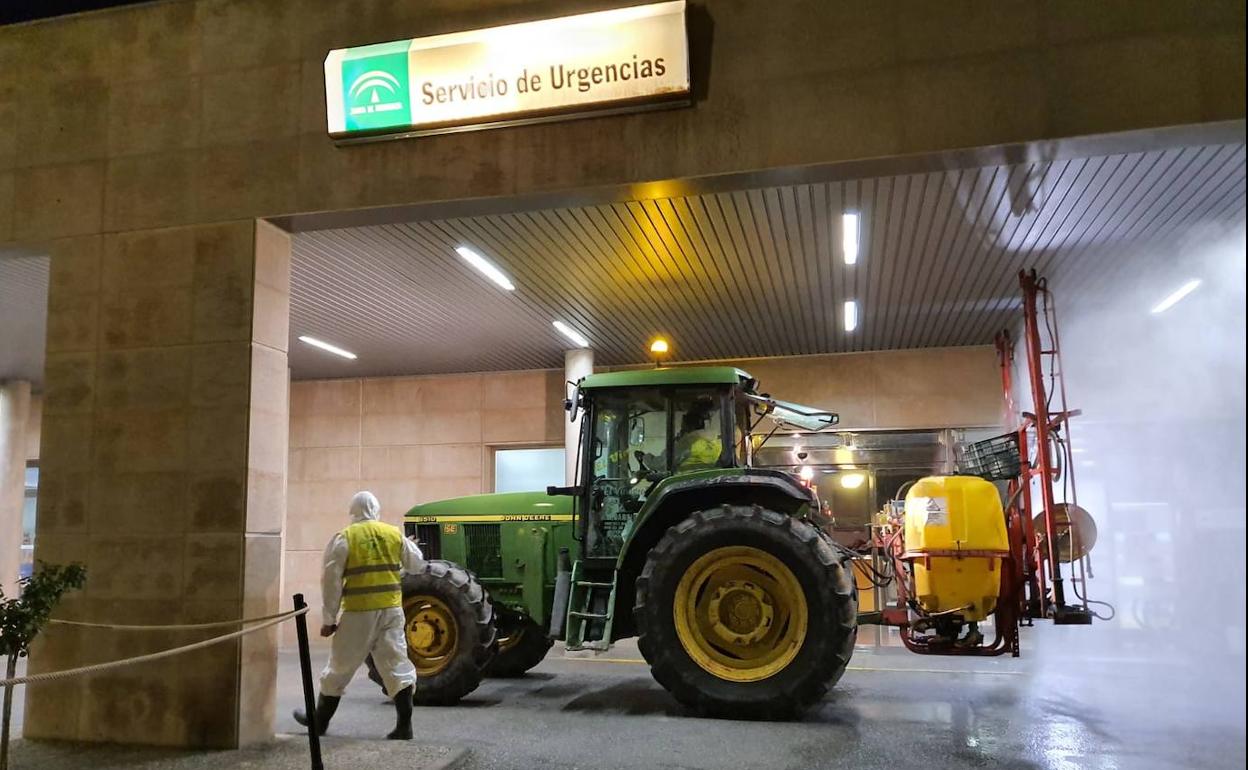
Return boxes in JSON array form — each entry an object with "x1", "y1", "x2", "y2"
[
  {"x1": 341, "y1": 520, "x2": 404, "y2": 612},
  {"x1": 674, "y1": 433, "x2": 722, "y2": 471}
]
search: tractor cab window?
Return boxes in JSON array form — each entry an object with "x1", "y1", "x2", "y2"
[
  {"x1": 587, "y1": 388, "x2": 668, "y2": 556},
  {"x1": 671, "y1": 392, "x2": 724, "y2": 472},
  {"x1": 734, "y1": 393, "x2": 751, "y2": 466}
]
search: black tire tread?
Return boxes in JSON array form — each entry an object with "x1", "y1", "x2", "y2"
[
  {"x1": 634, "y1": 504, "x2": 857, "y2": 719},
  {"x1": 482, "y1": 615, "x2": 555, "y2": 678},
  {"x1": 403, "y1": 559, "x2": 496, "y2": 706}
]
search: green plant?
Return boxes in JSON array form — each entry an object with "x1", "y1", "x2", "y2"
[
  {"x1": 0, "y1": 562, "x2": 87, "y2": 659},
  {"x1": 1, "y1": 561, "x2": 86, "y2": 770}
]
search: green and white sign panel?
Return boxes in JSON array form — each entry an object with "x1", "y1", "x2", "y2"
[{"x1": 324, "y1": 1, "x2": 690, "y2": 141}]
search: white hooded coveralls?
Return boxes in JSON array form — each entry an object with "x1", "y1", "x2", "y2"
[{"x1": 319, "y1": 491, "x2": 422, "y2": 698}]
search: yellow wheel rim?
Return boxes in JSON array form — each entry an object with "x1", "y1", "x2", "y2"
[
  {"x1": 496, "y1": 625, "x2": 525, "y2": 654},
  {"x1": 673, "y1": 546, "x2": 808, "y2": 683},
  {"x1": 404, "y1": 595, "x2": 458, "y2": 676}
]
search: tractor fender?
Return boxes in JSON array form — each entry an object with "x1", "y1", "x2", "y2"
[{"x1": 609, "y1": 468, "x2": 816, "y2": 640}]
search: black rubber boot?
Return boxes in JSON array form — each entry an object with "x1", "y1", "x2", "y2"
[
  {"x1": 386, "y1": 686, "x2": 414, "y2": 740},
  {"x1": 293, "y1": 694, "x2": 341, "y2": 736}
]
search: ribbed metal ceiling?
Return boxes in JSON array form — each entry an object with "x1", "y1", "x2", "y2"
[
  {"x1": 290, "y1": 142, "x2": 1246, "y2": 380},
  {"x1": 1, "y1": 143, "x2": 1243, "y2": 386}
]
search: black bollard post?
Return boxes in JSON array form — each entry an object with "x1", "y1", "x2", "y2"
[{"x1": 293, "y1": 594, "x2": 324, "y2": 770}]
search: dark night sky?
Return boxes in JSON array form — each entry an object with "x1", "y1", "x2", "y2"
[{"x1": 1, "y1": 0, "x2": 156, "y2": 25}]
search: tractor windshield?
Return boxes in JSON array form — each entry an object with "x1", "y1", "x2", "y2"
[
  {"x1": 587, "y1": 388, "x2": 668, "y2": 556},
  {"x1": 584, "y1": 386, "x2": 730, "y2": 556}
]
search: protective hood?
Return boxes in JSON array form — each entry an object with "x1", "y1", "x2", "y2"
[{"x1": 348, "y1": 491, "x2": 381, "y2": 522}]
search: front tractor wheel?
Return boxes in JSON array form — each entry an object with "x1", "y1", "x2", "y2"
[
  {"x1": 402, "y1": 560, "x2": 496, "y2": 706},
  {"x1": 483, "y1": 614, "x2": 555, "y2": 678},
  {"x1": 635, "y1": 505, "x2": 857, "y2": 719}
]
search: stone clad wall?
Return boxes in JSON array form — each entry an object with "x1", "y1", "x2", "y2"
[
  {"x1": 0, "y1": 0, "x2": 1241, "y2": 750},
  {"x1": 25, "y1": 393, "x2": 40, "y2": 459},
  {"x1": 1, "y1": 0, "x2": 1244, "y2": 248},
  {"x1": 19, "y1": 221, "x2": 291, "y2": 748}
]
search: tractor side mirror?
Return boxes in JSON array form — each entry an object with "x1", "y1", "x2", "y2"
[{"x1": 565, "y1": 382, "x2": 582, "y2": 422}]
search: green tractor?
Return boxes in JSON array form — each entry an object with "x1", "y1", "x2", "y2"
[{"x1": 396, "y1": 366, "x2": 858, "y2": 718}]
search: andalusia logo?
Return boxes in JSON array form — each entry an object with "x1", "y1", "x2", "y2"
[{"x1": 342, "y1": 51, "x2": 411, "y2": 131}]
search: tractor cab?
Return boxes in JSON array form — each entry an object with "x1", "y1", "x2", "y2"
[
  {"x1": 565, "y1": 367, "x2": 839, "y2": 559},
  {"x1": 580, "y1": 381, "x2": 735, "y2": 557}
]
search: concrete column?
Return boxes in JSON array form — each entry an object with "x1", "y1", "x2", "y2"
[
  {"x1": 22, "y1": 221, "x2": 291, "y2": 749},
  {"x1": 564, "y1": 349, "x2": 594, "y2": 485},
  {"x1": 0, "y1": 380, "x2": 32, "y2": 597}
]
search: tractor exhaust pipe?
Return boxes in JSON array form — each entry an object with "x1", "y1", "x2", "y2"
[{"x1": 549, "y1": 547, "x2": 573, "y2": 640}]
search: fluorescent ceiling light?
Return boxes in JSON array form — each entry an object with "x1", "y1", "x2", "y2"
[
  {"x1": 842, "y1": 212, "x2": 860, "y2": 265},
  {"x1": 1150, "y1": 279, "x2": 1200, "y2": 314},
  {"x1": 844, "y1": 300, "x2": 858, "y2": 332},
  {"x1": 298, "y1": 335, "x2": 357, "y2": 360},
  {"x1": 455, "y1": 245, "x2": 515, "y2": 291},
  {"x1": 552, "y1": 320, "x2": 589, "y2": 348}
]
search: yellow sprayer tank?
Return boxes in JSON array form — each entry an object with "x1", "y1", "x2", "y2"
[{"x1": 904, "y1": 476, "x2": 1009, "y2": 622}]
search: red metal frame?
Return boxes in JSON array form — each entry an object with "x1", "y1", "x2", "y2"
[
  {"x1": 1014, "y1": 269, "x2": 1091, "y2": 620},
  {"x1": 871, "y1": 269, "x2": 1092, "y2": 655}
]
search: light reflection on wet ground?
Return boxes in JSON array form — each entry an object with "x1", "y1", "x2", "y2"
[{"x1": 271, "y1": 628, "x2": 1245, "y2": 770}]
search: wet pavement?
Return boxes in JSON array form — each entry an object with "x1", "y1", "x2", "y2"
[
  {"x1": 4, "y1": 736, "x2": 464, "y2": 769},
  {"x1": 7, "y1": 625, "x2": 1245, "y2": 769},
  {"x1": 280, "y1": 626, "x2": 1244, "y2": 770}
]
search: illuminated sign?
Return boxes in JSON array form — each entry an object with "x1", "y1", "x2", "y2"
[{"x1": 325, "y1": 1, "x2": 690, "y2": 141}]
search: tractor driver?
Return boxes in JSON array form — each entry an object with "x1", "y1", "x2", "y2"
[{"x1": 672, "y1": 396, "x2": 723, "y2": 471}]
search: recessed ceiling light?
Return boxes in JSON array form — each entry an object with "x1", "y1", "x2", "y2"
[
  {"x1": 552, "y1": 320, "x2": 589, "y2": 348},
  {"x1": 298, "y1": 335, "x2": 357, "y2": 360},
  {"x1": 1150, "y1": 279, "x2": 1200, "y2": 314},
  {"x1": 455, "y1": 245, "x2": 515, "y2": 291},
  {"x1": 844, "y1": 300, "x2": 858, "y2": 332},
  {"x1": 842, "y1": 212, "x2": 860, "y2": 265}
]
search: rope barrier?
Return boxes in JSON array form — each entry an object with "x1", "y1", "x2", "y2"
[
  {"x1": 48, "y1": 609, "x2": 300, "y2": 631},
  {"x1": 0, "y1": 607, "x2": 308, "y2": 688}
]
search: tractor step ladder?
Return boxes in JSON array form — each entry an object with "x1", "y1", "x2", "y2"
[{"x1": 564, "y1": 559, "x2": 618, "y2": 652}]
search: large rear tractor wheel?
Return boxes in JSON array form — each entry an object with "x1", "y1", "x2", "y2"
[
  {"x1": 635, "y1": 505, "x2": 857, "y2": 719},
  {"x1": 482, "y1": 614, "x2": 554, "y2": 678},
  {"x1": 402, "y1": 560, "x2": 496, "y2": 706}
]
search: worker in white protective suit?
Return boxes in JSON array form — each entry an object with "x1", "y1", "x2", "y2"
[{"x1": 293, "y1": 491, "x2": 422, "y2": 740}]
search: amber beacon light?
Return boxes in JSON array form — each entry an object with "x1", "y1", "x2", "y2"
[{"x1": 649, "y1": 337, "x2": 671, "y2": 365}]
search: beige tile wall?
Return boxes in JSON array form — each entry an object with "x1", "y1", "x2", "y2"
[
  {"x1": 282, "y1": 345, "x2": 1000, "y2": 638},
  {"x1": 20, "y1": 344, "x2": 998, "y2": 648},
  {"x1": 285, "y1": 368, "x2": 565, "y2": 637}
]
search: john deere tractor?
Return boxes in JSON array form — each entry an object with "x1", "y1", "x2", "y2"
[{"x1": 396, "y1": 366, "x2": 857, "y2": 719}]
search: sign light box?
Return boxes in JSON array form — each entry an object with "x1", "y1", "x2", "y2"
[{"x1": 325, "y1": 1, "x2": 690, "y2": 142}]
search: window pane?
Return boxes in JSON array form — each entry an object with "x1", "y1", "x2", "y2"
[
  {"x1": 494, "y1": 447, "x2": 566, "y2": 494},
  {"x1": 812, "y1": 470, "x2": 873, "y2": 529},
  {"x1": 587, "y1": 388, "x2": 668, "y2": 557},
  {"x1": 22, "y1": 495, "x2": 37, "y2": 545},
  {"x1": 672, "y1": 391, "x2": 723, "y2": 472},
  {"x1": 591, "y1": 388, "x2": 668, "y2": 481}
]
